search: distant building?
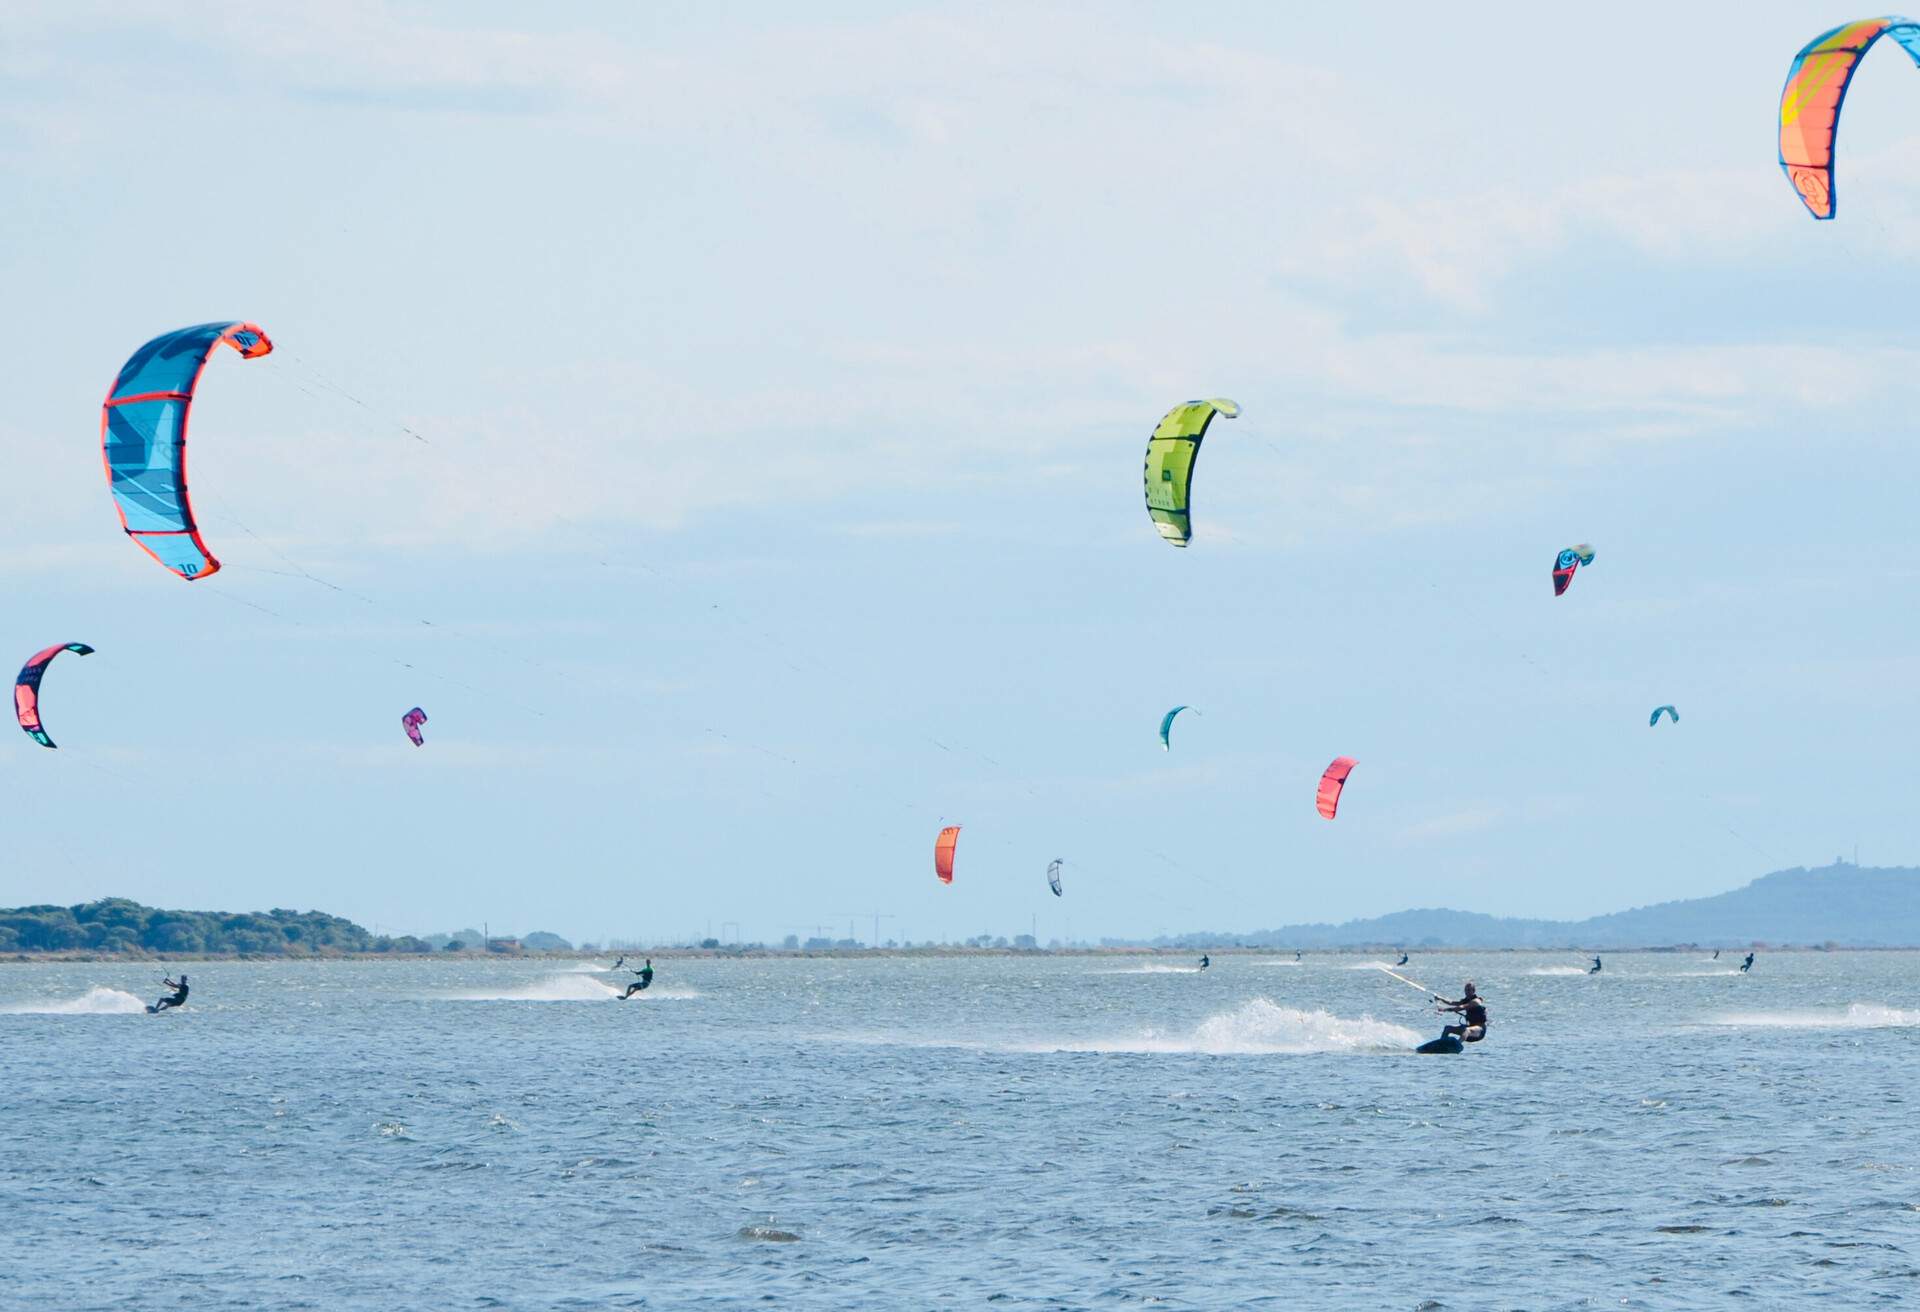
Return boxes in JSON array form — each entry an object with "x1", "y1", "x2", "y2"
[{"x1": 487, "y1": 938, "x2": 522, "y2": 953}]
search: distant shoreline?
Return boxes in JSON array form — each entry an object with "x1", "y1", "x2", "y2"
[{"x1": 4, "y1": 943, "x2": 1910, "y2": 965}]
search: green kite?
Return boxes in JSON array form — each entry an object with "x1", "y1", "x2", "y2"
[{"x1": 1143, "y1": 399, "x2": 1239, "y2": 547}]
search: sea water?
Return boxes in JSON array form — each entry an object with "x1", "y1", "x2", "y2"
[{"x1": 3, "y1": 952, "x2": 1918, "y2": 1309}]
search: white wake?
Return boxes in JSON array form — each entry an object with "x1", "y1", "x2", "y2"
[
  {"x1": 1, "y1": 986, "x2": 149, "y2": 1015},
  {"x1": 446, "y1": 975, "x2": 699, "y2": 1002},
  {"x1": 1040, "y1": 998, "x2": 1422, "y2": 1055},
  {"x1": 1708, "y1": 1003, "x2": 1920, "y2": 1030}
]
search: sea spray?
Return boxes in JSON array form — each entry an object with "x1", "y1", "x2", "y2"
[
  {"x1": 445, "y1": 976, "x2": 700, "y2": 1003},
  {"x1": 1709, "y1": 1003, "x2": 1920, "y2": 1029},
  {"x1": 1048, "y1": 998, "x2": 1420, "y2": 1055},
  {"x1": 0, "y1": 987, "x2": 148, "y2": 1015}
]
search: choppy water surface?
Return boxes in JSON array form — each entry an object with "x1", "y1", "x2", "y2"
[{"x1": 4, "y1": 951, "x2": 1920, "y2": 1309}]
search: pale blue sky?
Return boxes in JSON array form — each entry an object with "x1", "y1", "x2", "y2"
[{"x1": 5, "y1": 2, "x2": 1920, "y2": 944}]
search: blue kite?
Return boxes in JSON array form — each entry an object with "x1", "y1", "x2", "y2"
[{"x1": 101, "y1": 322, "x2": 273, "y2": 580}]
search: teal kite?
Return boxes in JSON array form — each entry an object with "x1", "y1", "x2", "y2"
[
  {"x1": 1649, "y1": 705, "x2": 1678, "y2": 726},
  {"x1": 1158, "y1": 705, "x2": 1197, "y2": 751}
]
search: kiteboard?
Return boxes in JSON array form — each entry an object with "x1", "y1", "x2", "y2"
[{"x1": 1414, "y1": 1035, "x2": 1463, "y2": 1055}]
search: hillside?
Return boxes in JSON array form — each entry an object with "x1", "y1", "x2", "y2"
[{"x1": 1209, "y1": 863, "x2": 1920, "y2": 949}]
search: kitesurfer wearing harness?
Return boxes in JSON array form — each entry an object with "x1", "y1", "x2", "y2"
[
  {"x1": 1435, "y1": 982, "x2": 1488, "y2": 1044},
  {"x1": 619, "y1": 960, "x2": 655, "y2": 1000},
  {"x1": 150, "y1": 974, "x2": 189, "y2": 1013},
  {"x1": 1740, "y1": 953, "x2": 1755, "y2": 974},
  {"x1": 1199, "y1": 955, "x2": 1210, "y2": 971},
  {"x1": 1589, "y1": 956, "x2": 1602, "y2": 974},
  {"x1": 1395, "y1": 953, "x2": 1409, "y2": 967}
]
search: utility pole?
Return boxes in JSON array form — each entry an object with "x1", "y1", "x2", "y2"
[{"x1": 832, "y1": 912, "x2": 896, "y2": 947}]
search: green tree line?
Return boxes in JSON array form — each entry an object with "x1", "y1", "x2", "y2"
[{"x1": 0, "y1": 898, "x2": 433, "y2": 956}]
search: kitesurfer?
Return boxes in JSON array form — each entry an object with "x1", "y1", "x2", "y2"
[
  {"x1": 619, "y1": 959, "x2": 655, "y2": 1000},
  {"x1": 1740, "y1": 952, "x2": 1755, "y2": 974},
  {"x1": 1589, "y1": 956, "x2": 1602, "y2": 974},
  {"x1": 1294, "y1": 950, "x2": 1302, "y2": 962},
  {"x1": 1435, "y1": 982, "x2": 1488, "y2": 1044},
  {"x1": 150, "y1": 974, "x2": 189, "y2": 1013},
  {"x1": 613, "y1": 955, "x2": 626, "y2": 971},
  {"x1": 1712, "y1": 949, "x2": 1720, "y2": 960},
  {"x1": 1199, "y1": 954, "x2": 1210, "y2": 970},
  {"x1": 1395, "y1": 952, "x2": 1409, "y2": 967}
]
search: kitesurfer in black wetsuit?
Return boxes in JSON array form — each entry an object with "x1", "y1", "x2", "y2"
[
  {"x1": 151, "y1": 975, "x2": 189, "y2": 1013},
  {"x1": 1435, "y1": 982, "x2": 1488, "y2": 1043},
  {"x1": 619, "y1": 959, "x2": 655, "y2": 1000},
  {"x1": 1199, "y1": 955, "x2": 1210, "y2": 970},
  {"x1": 1712, "y1": 949, "x2": 1720, "y2": 961},
  {"x1": 1589, "y1": 956, "x2": 1602, "y2": 974},
  {"x1": 1395, "y1": 953, "x2": 1409, "y2": 967},
  {"x1": 1740, "y1": 952, "x2": 1754, "y2": 974}
]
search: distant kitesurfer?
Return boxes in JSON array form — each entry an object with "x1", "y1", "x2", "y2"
[
  {"x1": 613, "y1": 955, "x2": 626, "y2": 971},
  {"x1": 619, "y1": 959, "x2": 655, "y2": 1000},
  {"x1": 1589, "y1": 956, "x2": 1602, "y2": 974},
  {"x1": 1740, "y1": 953, "x2": 1755, "y2": 974},
  {"x1": 1199, "y1": 954, "x2": 1210, "y2": 970},
  {"x1": 1395, "y1": 953, "x2": 1409, "y2": 967},
  {"x1": 1435, "y1": 982, "x2": 1488, "y2": 1044},
  {"x1": 1294, "y1": 950, "x2": 1302, "y2": 962},
  {"x1": 1712, "y1": 950, "x2": 1720, "y2": 960},
  {"x1": 150, "y1": 974, "x2": 189, "y2": 1013}
]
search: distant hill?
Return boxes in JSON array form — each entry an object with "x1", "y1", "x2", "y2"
[{"x1": 1189, "y1": 863, "x2": 1920, "y2": 949}]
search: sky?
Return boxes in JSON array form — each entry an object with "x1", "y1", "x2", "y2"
[{"x1": 5, "y1": 2, "x2": 1920, "y2": 946}]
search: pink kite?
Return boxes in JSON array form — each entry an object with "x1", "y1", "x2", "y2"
[
  {"x1": 401, "y1": 706, "x2": 428, "y2": 747},
  {"x1": 1316, "y1": 756, "x2": 1357, "y2": 820}
]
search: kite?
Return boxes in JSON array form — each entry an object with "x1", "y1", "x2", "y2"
[
  {"x1": 1316, "y1": 756, "x2": 1357, "y2": 820},
  {"x1": 1047, "y1": 858, "x2": 1063, "y2": 897},
  {"x1": 935, "y1": 826, "x2": 961, "y2": 885},
  {"x1": 101, "y1": 321, "x2": 273, "y2": 580},
  {"x1": 1143, "y1": 398, "x2": 1239, "y2": 547},
  {"x1": 402, "y1": 707, "x2": 428, "y2": 746},
  {"x1": 15, "y1": 643, "x2": 94, "y2": 749},
  {"x1": 1159, "y1": 705, "x2": 1197, "y2": 751},
  {"x1": 1553, "y1": 544, "x2": 1595, "y2": 597},
  {"x1": 1779, "y1": 17, "x2": 1920, "y2": 219},
  {"x1": 1649, "y1": 705, "x2": 1679, "y2": 726}
]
